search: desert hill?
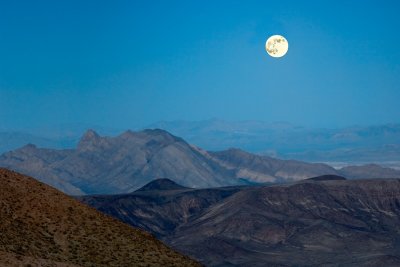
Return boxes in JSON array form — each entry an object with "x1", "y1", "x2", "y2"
[{"x1": 0, "y1": 168, "x2": 200, "y2": 267}]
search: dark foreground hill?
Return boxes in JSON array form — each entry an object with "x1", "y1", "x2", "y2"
[
  {"x1": 79, "y1": 179, "x2": 243, "y2": 238},
  {"x1": 0, "y1": 168, "x2": 200, "y2": 267},
  {"x1": 80, "y1": 177, "x2": 400, "y2": 267}
]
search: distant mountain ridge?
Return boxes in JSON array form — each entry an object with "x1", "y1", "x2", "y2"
[
  {"x1": 0, "y1": 129, "x2": 238, "y2": 194},
  {"x1": 0, "y1": 131, "x2": 74, "y2": 154},
  {"x1": 148, "y1": 119, "x2": 400, "y2": 164},
  {"x1": 0, "y1": 129, "x2": 399, "y2": 195},
  {"x1": 210, "y1": 148, "x2": 339, "y2": 182},
  {"x1": 2, "y1": 120, "x2": 400, "y2": 165}
]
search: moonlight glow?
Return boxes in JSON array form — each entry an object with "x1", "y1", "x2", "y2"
[{"x1": 265, "y1": 35, "x2": 288, "y2": 58}]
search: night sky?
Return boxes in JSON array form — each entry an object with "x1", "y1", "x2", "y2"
[{"x1": 1, "y1": 0, "x2": 399, "y2": 130}]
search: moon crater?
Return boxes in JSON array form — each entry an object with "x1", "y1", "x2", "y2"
[{"x1": 265, "y1": 35, "x2": 288, "y2": 58}]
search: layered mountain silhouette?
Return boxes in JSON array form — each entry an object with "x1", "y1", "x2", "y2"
[
  {"x1": 0, "y1": 129, "x2": 237, "y2": 194},
  {"x1": 1, "y1": 129, "x2": 399, "y2": 195},
  {"x1": 148, "y1": 120, "x2": 400, "y2": 163},
  {"x1": 0, "y1": 168, "x2": 199, "y2": 267},
  {"x1": 2, "y1": 121, "x2": 400, "y2": 165},
  {"x1": 80, "y1": 177, "x2": 400, "y2": 266}
]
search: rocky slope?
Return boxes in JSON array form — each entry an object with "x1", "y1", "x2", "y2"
[
  {"x1": 79, "y1": 179, "x2": 242, "y2": 238},
  {"x1": 0, "y1": 168, "x2": 200, "y2": 267},
  {"x1": 210, "y1": 148, "x2": 339, "y2": 182},
  {"x1": 81, "y1": 177, "x2": 400, "y2": 266},
  {"x1": 0, "y1": 129, "x2": 237, "y2": 194}
]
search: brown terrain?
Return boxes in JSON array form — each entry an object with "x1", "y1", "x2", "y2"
[
  {"x1": 0, "y1": 168, "x2": 200, "y2": 267},
  {"x1": 0, "y1": 251, "x2": 80, "y2": 267}
]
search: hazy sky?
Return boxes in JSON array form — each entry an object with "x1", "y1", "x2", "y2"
[{"x1": 1, "y1": 0, "x2": 399, "y2": 130}]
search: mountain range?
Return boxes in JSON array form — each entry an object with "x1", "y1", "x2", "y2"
[
  {"x1": 79, "y1": 176, "x2": 400, "y2": 266},
  {"x1": 1, "y1": 129, "x2": 399, "y2": 195},
  {"x1": 0, "y1": 168, "x2": 199, "y2": 267},
  {"x1": 1, "y1": 120, "x2": 400, "y2": 167},
  {"x1": 148, "y1": 119, "x2": 400, "y2": 165},
  {"x1": 0, "y1": 131, "x2": 71, "y2": 155}
]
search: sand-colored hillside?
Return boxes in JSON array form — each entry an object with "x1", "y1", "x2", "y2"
[{"x1": 0, "y1": 168, "x2": 200, "y2": 267}]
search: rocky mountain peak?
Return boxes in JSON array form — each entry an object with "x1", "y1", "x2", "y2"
[
  {"x1": 136, "y1": 178, "x2": 188, "y2": 192},
  {"x1": 118, "y1": 130, "x2": 136, "y2": 139},
  {"x1": 82, "y1": 129, "x2": 100, "y2": 139},
  {"x1": 20, "y1": 143, "x2": 37, "y2": 151},
  {"x1": 77, "y1": 129, "x2": 102, "y2": 151}
]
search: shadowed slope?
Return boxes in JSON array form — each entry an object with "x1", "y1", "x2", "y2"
[
  {"x1": 306, "y1": 174, "x2": 347, "y2": 181},
  {"x1": 0, "y1": 168, "x2": 200, "y2": 267},
  {"x1": 81, "y1": 178, "x2": 400, "y2": 266},
  {"x1": 136, "y1": 178, "x2": 188, "y2": 191},
  {"x1": 170, "y1": 179, "x2": 400, "y2": 266},
  {"x1": 79, "y1": 183, "x2": 242, "y2": 239}
]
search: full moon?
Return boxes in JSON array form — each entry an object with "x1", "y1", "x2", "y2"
[{"x1": 265, "y1": 35, "x2": 288, "y2": 58}]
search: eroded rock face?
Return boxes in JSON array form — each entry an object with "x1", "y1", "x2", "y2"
[{"x1": 81, "y1": 178, "x2": 400, "y2": 267}]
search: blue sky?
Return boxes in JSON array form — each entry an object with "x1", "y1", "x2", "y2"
[{"x1": 1, "y1": 0, "x2": 399, "y2": 130}]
